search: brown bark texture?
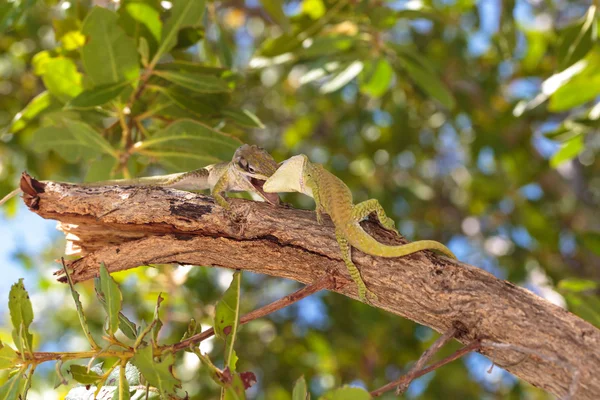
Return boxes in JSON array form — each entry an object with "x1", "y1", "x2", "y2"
[{"x1": 18, "y1": 174, "x2": 600, "y2": 399}]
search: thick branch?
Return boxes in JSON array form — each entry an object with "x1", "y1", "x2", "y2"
[{"x1": 20, "y1": 176, "x2": 600, "y2": 399}]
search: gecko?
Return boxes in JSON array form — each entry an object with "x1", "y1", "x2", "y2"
[
  {"x1": 0, "y1": 144, "x2": 280, "y2": 209},
  {"x1": 262, "y1": 154, "x2": 456, "y2": 303}
]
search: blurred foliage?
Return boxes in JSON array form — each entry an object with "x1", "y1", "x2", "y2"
[{"x1": 1, "y1": 0, "x2": 600, "y2": 399}]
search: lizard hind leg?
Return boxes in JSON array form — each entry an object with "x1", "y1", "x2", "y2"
[
  {"x1": 335, "y1": 231, "x2": 378, "y2": 304},
  {"x1": 352, "y1": 199, "x2": 396, "y2": 232}
]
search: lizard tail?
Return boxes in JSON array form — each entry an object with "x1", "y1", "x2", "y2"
[
  {"x1": 84, "y1": 171, "x2": 202, "y2": 191},
  {"x1": 0, "y1": 188, "x2": 22, "y2": 207},
  {"x1": 342, "y1": 223, "x2": 456, "y2": 260},
  {"x1": 83, "y1": 168, "x2": 213, "y2": 191}
]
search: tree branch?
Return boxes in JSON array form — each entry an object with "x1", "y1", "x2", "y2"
[{"x1": 19, "y1": 174, "x2": 600, "y2": 400}]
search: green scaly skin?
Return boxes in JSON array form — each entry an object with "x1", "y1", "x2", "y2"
[
  {"x1": 0, "y1": 144, "x2": 280, "y2": 209},
  {"x1": 263, "y1": 154, "x2": 456, "y2": 303}
]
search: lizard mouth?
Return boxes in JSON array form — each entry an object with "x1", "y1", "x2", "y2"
[{"x1": 250, "y1": 177, "x2": 280, "y2": 205}]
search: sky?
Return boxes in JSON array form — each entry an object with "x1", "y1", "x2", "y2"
[{"x1": 0, "y1": 203, "x2": 59, "y2": 312}]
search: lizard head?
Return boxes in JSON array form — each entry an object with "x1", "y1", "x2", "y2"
[
  {"x1": 232, "y1": 144, "x2": 280, "y2": 204},
  {"x1": 263, "y1": 154, "x2": 311, "y2": 195}
]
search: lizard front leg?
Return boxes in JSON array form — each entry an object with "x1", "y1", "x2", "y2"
[
  {"x1": 352, "y1": 199, "x2": 396, "y2": 232},
  {"x1": 311, "y1": 181, "x2": 325, "y2": 224},
  {"x1": 335, "y1": 230, "x2": 378, "y2": 303},
  {"x1": 211, "y1": 174, "x2": 231, "y2": 210}
]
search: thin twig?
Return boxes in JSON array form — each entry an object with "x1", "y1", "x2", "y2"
[
  {"x1": 371, "y1": 339, "x2": 481, "y2": 397},
  {"x1": 165, "y1": 277, "x2": 332, "y2": 353},
  {"x1": 61, "y1": 257, "x2": 100, "y2": 350},
  {"x1": 395, "y1": 326, "x2": 458, "y2": 394},
  {"x1": 481, "y1": 340, "x2": 580, "y2": 400}
]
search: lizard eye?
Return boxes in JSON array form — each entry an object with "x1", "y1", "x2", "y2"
[{"x1": 247, "y1": 165, "x2": 256, "y2": 173}]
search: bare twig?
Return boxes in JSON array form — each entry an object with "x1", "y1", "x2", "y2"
[
  {"x1": 371, "y1": 339, "x2": 481, "y2": 397},
  {"x1": 395, "y1": 326, "x2": 458, "y2": 395},
  {"x1": 166, "y1": 277, "x2": 333, "y2": 353}
]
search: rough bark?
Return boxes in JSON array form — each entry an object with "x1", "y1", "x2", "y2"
[{"x1": 18, "y1": 175, "x2": 600, "y2": 399}]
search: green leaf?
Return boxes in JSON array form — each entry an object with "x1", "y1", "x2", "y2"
[
  {"x1": 0, "y1": 342, "x2": 18, "y2": 370},
  {"x1": 155, "y1": 60, "x2": 227, "y2": 74},
  {"x1": 95, "y1": 263, "x2": 123, "y2": 336},
  {"x1": 368, "y1": 7, "x2": 399, "y2": 29},
  {"x1": 65, "y1": 364, "x2": 148, "y2": 399},
  {"x1": 31, "y1": 126, "x2": 92, "y2": 163},
  {"x1": 125, "y1": 2, "x2": 161, "y2": 41},
  {"x1": 62, "y1": 261, "x2": 99, "y2": 349},
  {"x1": 0, "y1": 372, "x2": 24, "y2": 400},
  {"x1": 119, "y1": 1, "x2": 162, "y2": 59},
  {"x1": 154, "y1": 70, "x2": 230, "y2": 93},
  {"x1": 522, "y1": 30, "x2": 548, "y2": 72},
  {"x1": 53, "y1": 16, "x2": 80, "y2": 42},
  {"x1": 302, "y1": 0, "x2": 325, "y2": 19},
  {"x1": 153, "y1": 86, "x2": 231, "y2": 118},
  {"x1": 259, "y1": 0, "x2": 290, "y2": 31},
  {"x1": 562, "y1": 292, "x2": 600, "y2": 328},
  {"x1": 60, "y1": 30, "x2": 86, "y2": 51},
  {"x1": 138, "y1": 37, "x2": 150, "y2": 66},
  {"x1": 10, "y1": 91, "x2": 58, "y2": 133},
  {"x1": 397, "y1": 57, "x2": 455, "y2": 109},
  {"x1": 181, "y1": 318, "x2": 199, "y2": 341},
  {"x1": 81, "y1": 7, "x2": 140, "y2": 85},
  {"x1": 299, "y1": 36, "x2": 354, "y2": 59},
  {"x1": 113, "y1": 362, "x2": 131, "y2": 400},
  {"x1": 32, "y1": 51, "x2": 52, "y2": 75},
  {"x1": 8, "y1": 279, "x2": 34, "y2": 354},
  {"x1": 359, "y1": 58, "x2": 394, "y2": 98},
  {"x1": 549, "y1": 134, "x2": 584, "y2": 168},
  {"x1": 59, "y1": 119, "x2": 118, "y2": 159},
  {"x1": 582, "y1": 232, "x2": 600, "y2": 256},
  {"x1": 320, "y1": 61, "x2": 363, "y2": 93},
  {"x1": 319, "y1": 386, "x2": 371, "y2": 400},
  {"x1": 140, "y1": 150, "x2": 222, "y2": 172},
  {"x1": 153, "y1": 0, "x2": 206, "y2": 65},
  {"x1": 259, "y1": 32, "x2": 302, "y2": 57},
  {"x1": 131, "y1": 345, "x2": 180, "y2": 396},
  {"x1": 139, "y1": 118, "x2": 241, "y2": 154},
  {"x1": 557, "y1": 5, "x2": 597, "y2": 69},
  {"x1": 223, "y1": 373, "x2": 246, "y2": 400},
  {"x1": 152, "y1": 294, "x2": 164, "y2": 344},
  {"x1": 135, "y1": 118, "x2": 240, "y2": 171},
  {"x1": 70, "y1": 365, "x2": 102, "y2": 385},
  {"x1": 0, "y1": 0, "x2": 36, "y2": 36},
  {"x1": 217, "y1": 26, "x2": 234, "y2": 68},
  {"x1": 85, "y1": 156, "x2": 120, "y2": 182},
  {"x1": 293, "y1": 376, "x2": 309, "y2": 400},
  {"x1": 118, "y1": 315, "x2": 138, "y2": 341},
  {"x1": 215, "y1": 271, "x2": 241, "y2": 372},
  {"x1": 548, "y1": 75, "x2": 600, "y2": 112},
  {"x1": 41, "y1": 57, "x2": 83, "y2": 103},
  {"x1": 32, "y1": 119, "x2": 118, "y2": 163},
  {"x1": 222, "y1": 108, "x2": 265, "y2": 128},
  {"x1": 558, "y1": 279, "x2": 598, "y2": 293},
  {"x1": 67, "y1": 81, "x2": 130, "y2": 108},
  {"x1": 547, "y1": 47, "x2": 600, "y2": 112}
]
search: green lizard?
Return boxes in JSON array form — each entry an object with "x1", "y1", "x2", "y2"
[
  {"x1": 0, "y1": 144, "x2": 280, "y2": 208},
  {"x1": 262, "y1": 154, "x2": 456, "y2": 303}
]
